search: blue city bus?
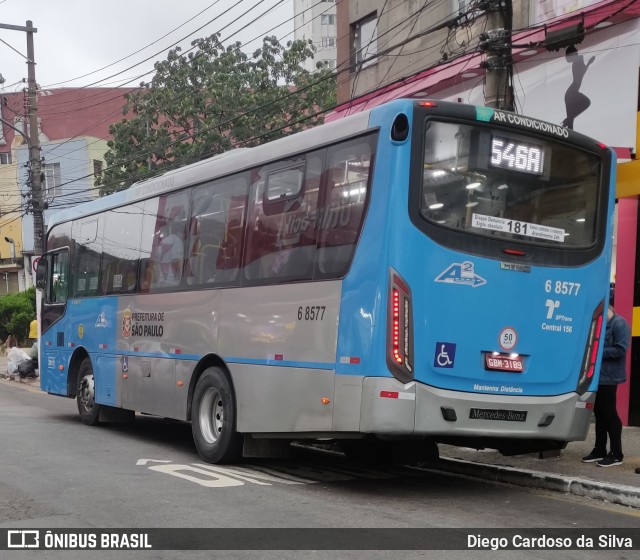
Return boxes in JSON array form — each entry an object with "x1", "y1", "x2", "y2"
[{"x1": 36, "y1": 99, "x2": 615, "y2": 463}]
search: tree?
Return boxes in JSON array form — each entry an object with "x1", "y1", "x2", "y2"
[
  {"x1": 0, "y1": 287, "x2": 36, "y2": 344},
  {"x1": 99, "y1": 34, "x2": 336, "y2": 194}
]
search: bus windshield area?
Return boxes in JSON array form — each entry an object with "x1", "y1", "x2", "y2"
[{"x1": 419, "y1": 120, "x2": 602, "y2": 248}]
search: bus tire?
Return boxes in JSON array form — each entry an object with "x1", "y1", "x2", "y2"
[
  {"x1": 191, "y1": 367, "x2": 242, "y2": 464},
  {"x1": 76, "y1": 357, "x2": 100, "y2": 426}
]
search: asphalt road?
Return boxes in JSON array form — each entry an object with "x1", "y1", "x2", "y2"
[{"x1": 1, "y1": 381, "x2": 639, "y2": 560}]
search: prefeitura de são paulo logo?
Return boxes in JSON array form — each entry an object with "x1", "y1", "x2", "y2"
[{"x1": 122, "y1": 308, "x2": 131, "y2": 339}]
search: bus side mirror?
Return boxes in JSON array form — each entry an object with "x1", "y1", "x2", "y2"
[{"x1": 36, "y1": 258, "x2": 48, "y2": 289}]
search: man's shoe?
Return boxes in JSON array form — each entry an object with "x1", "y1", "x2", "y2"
[
  {"x1": 581, "y1": 450, "x2": 606, "y2": 463},
  {"x1": 597, "y1": 453, "x2": 623, "y2": 467},
  {"x1": 636, "y1": 467, "x2": 640, "y2": 474}
]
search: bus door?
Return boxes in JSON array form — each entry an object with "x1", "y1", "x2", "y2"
[
  {"x1": 121, "y1": 193, "x2": 189, "y2": 418},
  {"x1": 36, "y1": 248, "x2": 70, "y2": 395}
]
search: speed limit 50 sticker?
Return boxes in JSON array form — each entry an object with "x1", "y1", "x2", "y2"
[{"x1": 499, "y1": 327, "x2": 518, "y2": 351}]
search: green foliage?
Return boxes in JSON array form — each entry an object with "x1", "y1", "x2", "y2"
[
  {"x1": 99, "y1": 35, "x2": 336, "y2": 194},
  {"x1": 0, "y1": 287, "x2": 36, "y2": 344}
]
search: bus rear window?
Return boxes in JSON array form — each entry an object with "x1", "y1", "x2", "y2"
[{"x1": 419, "y1": 120, "x2": 602, "y2": 248}]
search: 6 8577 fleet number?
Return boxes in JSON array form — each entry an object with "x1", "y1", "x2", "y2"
[
  {"x1": 544, "y1": 280, "x2": 580, "y2": 295},
  {"x1": 297, "y1": 306, "x2": 326, "y2": 321}
]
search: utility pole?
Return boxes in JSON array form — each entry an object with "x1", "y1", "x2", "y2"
[
  {"x1": 480, "y1": 0, "x2": 514, "y2": 111},
  {"x1": 0, "y1": 20, "x2": 44, "y2": 255},
  {"x1": 26, "y1": 21, "x2": 45, "y2": 256}
]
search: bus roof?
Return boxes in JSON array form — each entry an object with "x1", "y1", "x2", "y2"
[
  {"x1": 47, "y1": 106, "x2": 374, "y2": 230},
  {"x1": 46, "y1": 97, "x2": 604, "y2": 233}
]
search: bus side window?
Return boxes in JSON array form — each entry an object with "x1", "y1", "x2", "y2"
[
  {"x1": 49, "y1": 250, "x2": 69, "y2": 304},
  {"x1": 102, "y1": 205, "x2": 143, "y2": 294},
  {"x1": 140, "y1": 192, "x2": 190, "y2": 291},
  {"x1": 71, "y1": 218, "x2": 103, "y2": 297},
  {"x1": 46, "y1": 222, "x2": 72, "y2": 252},
  {"x1": 316, "y1": 135, "x2": 376, "y2": 277},
  {"x1": 244, "y1": 155, "x2": 320, "y2": 283},
  {"x1": 186, "y1": 174, "x2": 248, "y2": 288}
]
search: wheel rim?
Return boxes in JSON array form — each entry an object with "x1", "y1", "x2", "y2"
[
  {"x1": 199, "y1": 387, "x2": 224, "y2": 444},
  {"x1": 79, "y1": 373, "x2": 95, "y2": 413}
]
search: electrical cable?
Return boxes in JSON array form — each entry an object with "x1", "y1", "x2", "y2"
[
  {"x1": 24, "y1": 2, "x2": 493, "y2": 208},
  {"x1": 13, "y1": 2, "x2": 633, "y2": 214}
]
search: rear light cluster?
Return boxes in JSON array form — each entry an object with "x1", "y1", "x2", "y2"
[
  {"x1": 387, "y1": 270, "x2": 414, "y2": 383},
  {"x1": 576, "y1": 301, "x2": 605, "y2": 395}
]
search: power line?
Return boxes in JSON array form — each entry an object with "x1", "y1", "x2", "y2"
[
  {"x1": 19, "y1": 0, "x2": 313, "y2": 172},
  {"x1": 16, "y1": 1, "x2": 490, "y2": 210},
  {"x1": 33, "y1": 0, "x2": 353, "y2": 168},
  {"x1": 32, "y1": 0, "x2": 322, "y2": 116},
  {"x1": 0, "y1": 0, "x2": 547, "y2": 209},
  {"x1": 45, "y1": 30, "x2": 481, "y2": 202},
  {"x1": 13, "y1": 2, "x2": 631, "y2": 216},
  {"x1": 46, "y1": 0, "x2": 268, "y2": 94},
  {"x1": 43, "y1": 0, "x2": 226, "y2": 88}
]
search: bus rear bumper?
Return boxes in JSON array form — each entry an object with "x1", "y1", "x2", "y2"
[{"x1": 360, "y1": 377, "x2": 594, "y2": 443}]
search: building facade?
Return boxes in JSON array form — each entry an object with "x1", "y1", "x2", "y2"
[
  {"x1": 0, "y1": 87, "x2": 135, "y2": 292},
  {"x1": 294, "y1": 0, "x2": 338, "y2": 72}
]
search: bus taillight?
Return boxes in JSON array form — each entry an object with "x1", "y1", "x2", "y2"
[
  {"x1": 392, "y1": 289, "x2": 402, "y2": 364},
  {"x1": 576, "y1": 301, "x2": 605, "y2": 395},
  {"x1": 387, "y1": 270, "x2": 414, "y2": 383}
]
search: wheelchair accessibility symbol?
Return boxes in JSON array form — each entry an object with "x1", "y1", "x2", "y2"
[{"x1": 434, "y1": 342, "x2": 456, "y2": 368}]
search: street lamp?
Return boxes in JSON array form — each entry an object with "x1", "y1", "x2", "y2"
[{"x1": 4, "y1": 236, "x2": 15, "y2": 262}]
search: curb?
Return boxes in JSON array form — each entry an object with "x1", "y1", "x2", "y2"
[{"x1": 419, "y1": 457, "x2": 640, "y2": 509}]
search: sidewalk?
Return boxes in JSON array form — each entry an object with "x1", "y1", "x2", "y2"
[
  {"x1": 432, "y1": 427, "x2": 640, "y2": 509},
  {"x1": 1, "y1": 353, "x2": 639, "y2": 507},
  {"x1": 0, "y1": 353, "x2": 39, "y2": 388}
]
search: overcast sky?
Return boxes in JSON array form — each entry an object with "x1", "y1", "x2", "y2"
[{"x1": 0, "y1": 0, "x2": 294, "y2": 90}]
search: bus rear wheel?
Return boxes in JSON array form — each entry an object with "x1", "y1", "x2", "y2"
[
  {"x1": 191, "y1": 367, "x2": 242, "y2": 463},
  {"x1": 77, "y1": 357, "x2": 100, "y2": 426}
]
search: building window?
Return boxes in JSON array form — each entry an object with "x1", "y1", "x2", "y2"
[
  {"x1": 321, "y1": 37, "x2": 336, "y2": 47},
  {"x1": 351, "y1": 13, "x2": 378, "y2": 72},
  {"x1": 321, "y1": 14, "x2": 335, "y2": 25},
  {"x1": 0, "y1": 153, "x2": 11, "y2": 165},
  {"x1": 93, "y1": 159, "x2": 103, "y2": 178},
  {"x1": 44, "y1": 162, "x2": 62, "y2": 197}
]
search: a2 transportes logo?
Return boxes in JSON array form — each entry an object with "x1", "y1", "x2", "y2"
[
  {"x1": 95, "y1": 311, "x2": 109, "y2": 328},
  {"x1": 435, "y1": 261, "x2": 486, "y2": 288}
]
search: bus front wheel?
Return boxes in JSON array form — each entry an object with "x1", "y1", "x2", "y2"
[
  {"x1": 191, "y1": 368, "x2": 242, "y2": 463},
  {"x1": 77, "y1": 357, "x2": 100, "y2": 426}
]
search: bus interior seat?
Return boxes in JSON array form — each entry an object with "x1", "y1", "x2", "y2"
[{"x1": 200, "y1": 243, "x2": 221, "y2": 282}]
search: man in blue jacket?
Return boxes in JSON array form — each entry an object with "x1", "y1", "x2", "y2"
[{"x1": 582, "y1": 304, "x2": 630, "y2": 467}]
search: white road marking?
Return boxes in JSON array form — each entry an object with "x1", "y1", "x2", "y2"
[{"x1": 136, "y1": 459, "x2": 172, "y2": 466}]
